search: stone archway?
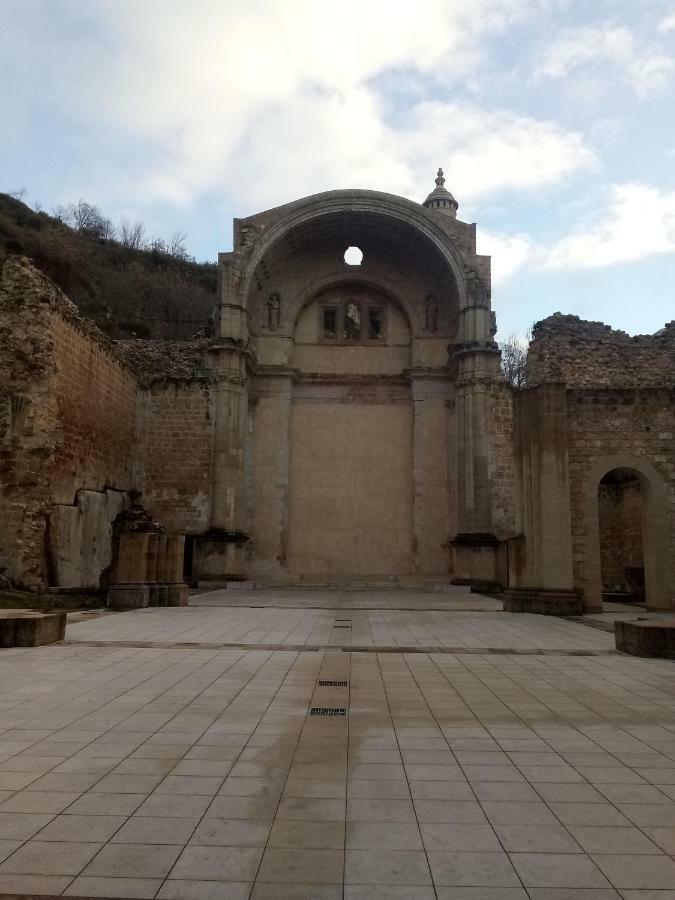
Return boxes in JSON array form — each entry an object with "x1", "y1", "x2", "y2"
[{"x1": 584, "y1": 455, "x2": 671, "y2": 610}]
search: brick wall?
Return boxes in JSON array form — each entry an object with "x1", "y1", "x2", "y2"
[
  {"x1": 488, "y1": 382, "x2": 517, "y2": 539},
  {"x1": 135, "y1": 382, "x2": 214, "y2": 533}
]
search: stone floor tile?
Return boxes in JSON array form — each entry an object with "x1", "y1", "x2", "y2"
[
  {"x1": 154, "y1": 775, "x2": 223, "y2": 795},
  {"x1": 435, "y1": 890, "x2": 529, "y2": 899},
  {"x1": 347, "y1": 797, "x2": 416, "y2": 822},
  {"x1": 257, "y1": 847, "x2": 344, "y2": 883},
  {"x1": 567, "y1": 825, "x2": 662, "y2": 854},
  {"x1": 0, "y1": 790, "x2": 80, "y2": 814},
  {"x1": 158, "y1": 880, "x2": 251, "y2": 900},
  {"x1": 0, "y1": 772, "x2": 42, "y2": 791},
  {"x1": 509, "y1": 852, "x2": 611, "y2": 888},
  {"x1": 346, "y1": 821, "x2": 422, "y2": 850},
  {"x1": 284, "y1": 777, "x2": 346, "y2": 798},
  {"x1": 347, "y1": 778, "x2": 411, "y2": 798},
  {"x1": 171, "y1": 845, "x2": 263, "y2": 881},
  {"x1": 64, "y1": 875, "x2": 163, "y2": 898},
  {"x1": 0, "y1": 812, "x2": 54, "y2": 840},
  {"x1": 409, "y1": 779, "x2": 474, "y2": 800},
  {"x1": 83, "y1": 842, "x2": 183, "y2": 878},
  {"x1": 595, "y1": 784, "x2": 673, "y2": 804},
  {"x1": 550, "y1": 803, "x2": 633, "y2": 827},
  {"x1": 421, "y1": 822, "x2": 502, "y2": 852},
  {"x1": 414, "y1": 799, "x2": 488, "y2": 823},
  {"x1": 427, "y1": 850, "x2": 521, "y2": 886},
  {"x1": 495, "y1": 823, "x2": 582, "y2": 853},
  {"x1": 344, "y1": 885, "x2": 436, "y2": 899},
  {"x1": 136, "y1": 794, "x2": 213, "y2": 818},
  {"x1": 205, "y1": 795, "x2": 278, "y2": 820},
  {"x1": 219, "y1": 776, "x2": 284, "y2": 797},
  {"x1": 482, "y1": 801, "x2": 558, "y2": 825},
  {"x1": 268, "y1": 820, "x2": 344, "y2": 849},
  {"x1": 0, "y1": 874, "x2": 73, "y2": 894},
  {"x1": 526, "y1": 891, "x2": 620, "y2": 899},
  {"x1": 54, "y1": 756, "x2": 119, "y2": 775},
  {"x1": 252, "y1": 884, "x2": 342, "y2": 899},
  {"x1": 590, "y1": 853, "x2": 675, "y2": 889},
  {"x1": 111, "y1": 815, "x2": 198, "y2": 845},
  {"x1": 24, "y1": 772, "x2": 101, "y2": 792},
  {"x1": 0, "y1": 839, "x2": 102, "y2": 875},
  {"x1": 277, "y1": 796, "x2": 345, "y2": 821},
  {"x1": 535, "y1": 783, "x2": 608, "y2": 803},
  {"x1": 641, "y1": 825, "x2": 675, "y2": 853},
  {"x1": 36, "y1": 813, "x2": 126, "y2": 842},
  {"x1": 67, "y1": 792, "x2": 146, "y2": 816},
  {"x1": 345, "y1": 848, "x2": 431, "y2": 884},
  {"x1": 190, "y1": 817, "x2": 271, "y2": 847},
  {"x1": 618, "y1": 803, "x2": 675, "y2": 827},
  {"x1": 91, "y1": 773, "x2": 164, "y2": 794},
  {"x1": 0, "y1": 841, "x2": 20, "y2": 864},
  {"x1": 471, "y1": 782, "x2": 541, "y2": 802},
  {"x1": 463, "y1": 765, "x2": 525, "y2": 783},
  {"x1": 113, "y1": 758, "x2": 177, "y2": 776}
]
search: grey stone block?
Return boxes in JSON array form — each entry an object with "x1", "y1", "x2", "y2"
[
  {"x1": 0, "y1": 611, "x2": 66, "y2": 647},
  {"x1": 615, "y1": 619, "x2": 675, "y2": 659}
]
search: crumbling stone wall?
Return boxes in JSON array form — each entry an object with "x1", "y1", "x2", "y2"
[
  {"x1": 528, "y1": 314, "x2": 675, "y2": 388},
  {"x1": 134, "y1": 381, "x2": 214, "y2": 534},
  {"x1": 0, "y1": 255, "x2": 136, "y2": 588}
]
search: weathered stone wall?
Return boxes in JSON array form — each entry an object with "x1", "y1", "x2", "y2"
[
  {"x1": 0, "y1": 256, "x2": 137, "y2": 587},
  {"x1": 488, "y1": 382, "x2": 517, "y2": 540},
  {"x1": 567, "y1": 388, "x2": 675, "y2": 604},
  {"x1": 134, "y1": 382, "x2": 214, "y2": 534},
  {"x1": 528, "y1": 314, "x2": 675, "y2": 388},
  {"x1": 51, "y1": 311, "x2": 136, "y2": 504}
]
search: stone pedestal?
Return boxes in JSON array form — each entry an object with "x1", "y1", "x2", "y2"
[
  {"x1": 0, "y1": 611, "x2": 66, "y2": 647},
  {"x1": 503, "y1": 588, "x2": 583, "y2": 616},
  {"x1": 615, "y1": 619, "x2": 675, "y2": 659},
  {"x1": 107, "y1": 532, "x2": 188, "y2": 609}
]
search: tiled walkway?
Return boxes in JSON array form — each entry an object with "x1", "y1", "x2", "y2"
[{"x1": 0, "y1": 593, "x2": 673, "y2": 898}]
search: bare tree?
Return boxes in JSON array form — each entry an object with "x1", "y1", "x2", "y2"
[
  {"x1": 168, "y1": 231, "x2": 188, "y2": 259},
  {"x1": 118, "y1": 217, "x2": 146, "y2": 250},
  {"x1": 500, "y1": 329, "x2": 531, "y2": 389},
  {"x1": 8, "y1": 187, "x2": 27, "y2": 202},
  {"x1": 57, "y1": 199, "x2": 115, "y2": 239}
]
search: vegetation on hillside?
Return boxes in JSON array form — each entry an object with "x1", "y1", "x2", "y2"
[{"x1": 0, "y1": 192, "x2": 217, "y2": 340}]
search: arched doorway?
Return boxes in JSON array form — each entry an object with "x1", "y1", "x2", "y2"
[
  {"x1": 598, "y1": 468, "x2": 645, "y2": 603},
  {"x1": 584, "y1": 456, "x2": 671, "y2": 611}
]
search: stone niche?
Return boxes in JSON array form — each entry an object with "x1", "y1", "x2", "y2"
[{"x1": 48, "y1": 489, "x2": 127, "y2": 590}]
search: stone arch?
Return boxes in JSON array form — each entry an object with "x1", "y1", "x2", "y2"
[
  {"x1": 290, "y1": 272, "x2": 415, "y2": 337},
  {"x1": 583, "y1": 454, "x2": 671, "y2": 610},
  {"x1": 241, "y1": 190, "x2": 470, "y2": 314}
]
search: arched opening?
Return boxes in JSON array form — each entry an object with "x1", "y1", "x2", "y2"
[{"x1": 598, "y1": 468, "x2": 645, "y2": 604}]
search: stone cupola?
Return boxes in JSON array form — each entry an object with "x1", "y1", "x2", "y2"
[{"x1": 423, "y1": 167, "x2": 459, "y2": 218}]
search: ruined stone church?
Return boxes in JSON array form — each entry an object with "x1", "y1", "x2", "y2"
[{"x1": 1, "y1": 172, "x2": 674, "y2": 612}]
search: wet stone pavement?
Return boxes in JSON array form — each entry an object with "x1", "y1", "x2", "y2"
[{"x1": 0, "y1": 588, "x2": 673, "y2": 898}]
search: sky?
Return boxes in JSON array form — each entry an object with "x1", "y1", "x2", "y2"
[{"x1": 2, "y1": 0, "x2": 675, "y2": 339}]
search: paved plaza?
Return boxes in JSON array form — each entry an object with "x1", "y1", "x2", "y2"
[{"x1": 0, "y1": 590, "x2": 674, "y2": 898}]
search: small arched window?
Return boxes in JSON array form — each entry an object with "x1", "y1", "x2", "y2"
[{"x1": 320, "y1": 300, "x2": 385, "y2": 344}]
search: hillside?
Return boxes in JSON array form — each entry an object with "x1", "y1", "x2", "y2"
[{"x1": 0, "y1": 193, "x2": 217, "y2": 340}]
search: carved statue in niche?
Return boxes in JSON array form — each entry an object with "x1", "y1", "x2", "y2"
[
  {"x1": 425, "y1": 295, "x2": 438, "y2": 333},
  {"x1": 267, "y1": 292, "x2": 281, "y2": 330},
  {"x1": 465, "y1": 267, "x2": 490, "y2": 306}
]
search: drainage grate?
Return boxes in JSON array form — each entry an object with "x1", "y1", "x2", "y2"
[
  {"x1": 333, "y1": 625, "x2": 351, "y2": 629},
  {"x1": 310, "y1": 707, "x2": 347, "y2": 717},
  {"x1": 318, "y1": 680, "x2": 349, "y2": 687}
]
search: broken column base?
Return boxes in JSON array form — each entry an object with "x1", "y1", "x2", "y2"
[
  {"x1": 0, "y1": 611, "x2": 66, "y2": 647},
  {"x1": 167, "y1": 583, "x2": 189, "y2": 606},
  {"x1": 503, "y1": 588, "x2": 584, "y2": 616},
  {"x1": 107, "y1": 583, "x2": 151, "y2": 609},
  {"x1": 615, "y1": 620, "x2": 675, "y2": 659}
]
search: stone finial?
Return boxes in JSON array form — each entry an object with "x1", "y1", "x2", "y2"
[{"x1": 423, "y1": 166, "x2": 458, "y2": 218}]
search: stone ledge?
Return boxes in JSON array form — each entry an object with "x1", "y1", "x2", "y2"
[
  {"x1": 503, "y1": 588, "x2": 584, "y2": 616},
  {"x1": 0, "y1": 610, "x2": 66, "y2": 647},
  {"x1": 615, "y1": 619, "x2": 675, "y2": 659}
]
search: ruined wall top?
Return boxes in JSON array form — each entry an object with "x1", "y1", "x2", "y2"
[
  {"x1": 527, "y1": 313, "x2": 675, "y2": 389},
  {"x1": 118, "y1": 339, "x2": 215, "y2": 388}
]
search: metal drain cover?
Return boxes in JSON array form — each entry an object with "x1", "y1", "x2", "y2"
[
  {"x1": 318, "y1": 680, "x2": 349, "y2": 687},
  {"x1": 310, "y1": 707, "x2": 347, "y2": 717}
]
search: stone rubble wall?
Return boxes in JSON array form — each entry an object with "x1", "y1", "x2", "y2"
[
  {"x1": 528, "y1": 314, "x2": 675, "y2": 389},
  {"x1": 488, "y1": 382, "x2": 517, "y2": 540},
  {"x1": 119, "y1": 339, "x2": 214, "y2": 388}
]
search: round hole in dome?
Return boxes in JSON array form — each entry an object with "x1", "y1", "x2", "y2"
[{"x1": 344, "y1": 246, "x2": 363, "y2": 266}]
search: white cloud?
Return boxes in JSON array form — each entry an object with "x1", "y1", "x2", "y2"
[
  {"x1": 537, "y1": 23, "x2": 675, "y2": 98},
  {"x1": 476, "y1": 229, "x2": 537, "y2": 285},
  {"x1": 658, "y1": 12, "x2": 675, "y2": 33},
  {"x1": 1, "y1": 0, "x2": 592, "y2": 215},
  {"x1": 543, "y1": 182, "x2": 675, "y2": 269}
]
